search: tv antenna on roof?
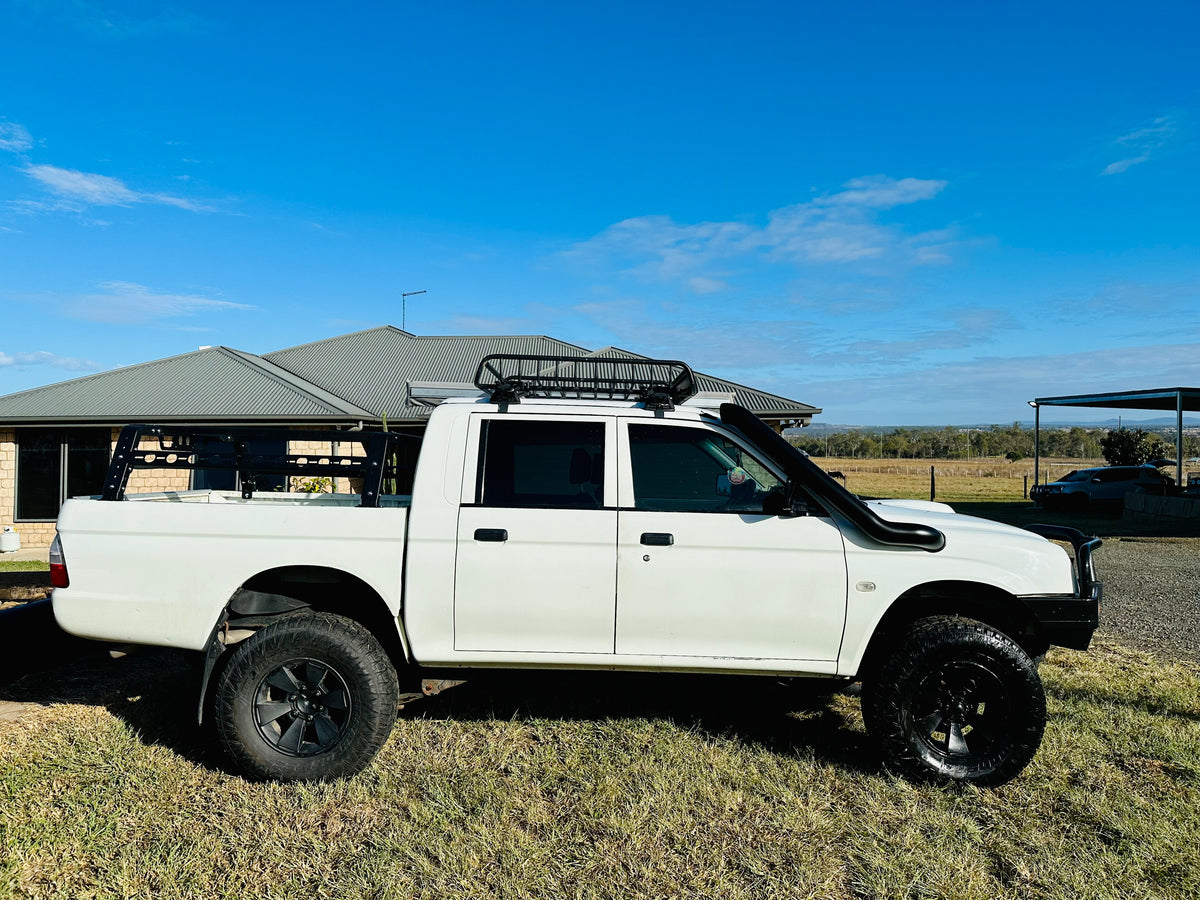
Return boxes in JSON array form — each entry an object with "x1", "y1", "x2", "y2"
[{"x1": 401, "y1": 289, "x2": 426, "y2": 332}]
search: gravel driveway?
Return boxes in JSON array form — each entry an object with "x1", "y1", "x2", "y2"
[{"x1": 1093, "y1": 537, "x2": 1200, "y2": 664}]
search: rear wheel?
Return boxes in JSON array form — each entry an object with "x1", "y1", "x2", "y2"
[
  {"x1": 862, "y1": 616, "x2": 1045, "y2": 786},
  {"x1": 214, "y1": 612, "x2": 399, "y2": 781}
]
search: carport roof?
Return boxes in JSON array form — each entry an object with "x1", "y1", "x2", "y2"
[{"x1": 1032, "y1": 387, "x2": 1200, "y2": 411}]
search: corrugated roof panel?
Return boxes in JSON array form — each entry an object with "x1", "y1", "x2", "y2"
[
  {"x1": 264, "y1": 329, "x2": 597, "y2": 419},
  {"x1": 0, "y1": 347, "x2": 372, "y2": 422}
]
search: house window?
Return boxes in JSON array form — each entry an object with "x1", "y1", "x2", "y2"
[{"x1": 15, "y1": 428, "x2": 111, "y2": 521}]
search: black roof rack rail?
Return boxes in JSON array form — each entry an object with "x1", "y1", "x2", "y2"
[{"x1": 473, "y1": 354, "x2": 697, "y2": 409}]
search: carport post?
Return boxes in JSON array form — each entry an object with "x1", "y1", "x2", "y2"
[
  {"x1": 1031, "y1": 402, "x2": 1040, "y2": 488},
  {"x1": 1178, "y1": 389, "x2": 1184, "y2": 487}
]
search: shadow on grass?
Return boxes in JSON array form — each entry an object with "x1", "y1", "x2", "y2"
[
  {"x1": 0, "y1": 609, "x2": 219, "y2": 769},
  {"x1": 410, "y1": 668, "x2": 881, "y2": 776},
  {"x1": 1, "y1": 622, "x2": 880, "y2": 778}
]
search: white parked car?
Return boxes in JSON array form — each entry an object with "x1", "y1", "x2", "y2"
[{"x1": 51, "y1": 356, "x2": 1101, "y2": 785}]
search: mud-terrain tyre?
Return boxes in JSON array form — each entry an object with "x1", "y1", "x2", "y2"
[
  {"x1": 862, "y1": 615, "x2": 1045, "y2": 786},
  {"x1": 214, "y1": 612, "x2": 399, "y2": 782}
]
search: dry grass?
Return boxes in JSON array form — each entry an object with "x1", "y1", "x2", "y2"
[
  {"x1": 1, "y1": 641, "x2": 1197, "y2": 899},
  {"x1": 809, "y1": 456, "x2": 1186, "y2": 504}
]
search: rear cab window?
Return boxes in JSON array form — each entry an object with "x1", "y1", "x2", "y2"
[{"x1": 471, "y1": 417, "x2": 608, "y2": 509}]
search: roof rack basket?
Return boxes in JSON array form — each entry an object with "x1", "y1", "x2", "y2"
[{"x1": 473, "y1": 354, "x2": 697, "y2": 408}]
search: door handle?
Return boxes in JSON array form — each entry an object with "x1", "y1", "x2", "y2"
[
  {"x1": 640, "y1": 532, "x2": 674, "y2": 546},
  {"x1": 474, "y1": 528, "x2": 508, "y2": 542}
]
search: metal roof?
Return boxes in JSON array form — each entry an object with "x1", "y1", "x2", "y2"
[
  {"x1": 0, "y1": 346, "x2": 375, "y2": 424},
  {"x1": 0, "y1": 325, "x2": 821, "y2": 426},
  {"x1": 265, "y1": 327, "x2": 820, "y2": 422},
  {"x1": 1032, "y1": 387, "x2": 1200, "y2": 412}
]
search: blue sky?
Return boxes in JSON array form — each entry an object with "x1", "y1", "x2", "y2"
[{"x1": 1, "y1": 0, "x2": 1197, "y2": 424}]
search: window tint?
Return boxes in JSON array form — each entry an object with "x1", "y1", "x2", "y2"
[
  {"x1": 628, "y1": 424, "x2": 784, "y2": 513},
  {"x1": 477, "y1": 419, "x2": 605, "y2": 509}
]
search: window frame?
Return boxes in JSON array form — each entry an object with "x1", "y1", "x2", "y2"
[{"x1": 13, "y1": 427, "x2": 112, "y2": 523}]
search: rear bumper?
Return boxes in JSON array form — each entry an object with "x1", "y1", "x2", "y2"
[{"x1": 1020, "y1": 524, "x2": 1103, "y2": 651}]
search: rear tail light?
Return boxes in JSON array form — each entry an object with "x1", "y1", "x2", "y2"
[{"x1": 50, "y1": 533, "x2": 69, "y2": 589}]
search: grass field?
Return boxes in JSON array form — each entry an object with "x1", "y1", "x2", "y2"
[
  {"x1": 810, "y1": 455, "x2": 1200, "y2": 505},
  {"x1": 1, "y1": 640, "x2": 1197, "y2": 899},
  {"x1": 808, "y1": 455, "x2": 1099, "y2": 503}
]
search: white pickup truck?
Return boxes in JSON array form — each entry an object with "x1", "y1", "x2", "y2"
[{"x1": 51, "y1": 355, "x2": 1101, "y2": 785}]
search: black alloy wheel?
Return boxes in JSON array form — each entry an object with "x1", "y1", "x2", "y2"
[
  {"x1": 214, "y1": 612, "x2": 399, "y2": 782},
  {"x1": 863, "y1": 615, "x2": 1046, "y2": 786},
  {"x1": 253, "y1": 657, "x2": 352, "y2": 757}
]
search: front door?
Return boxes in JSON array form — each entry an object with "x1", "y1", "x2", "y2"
[
  {"x1": 615, "y1": 420, "x2": 848, "y2": 661},
  {"x1": 454, "y1": 415, "x2": 617, "y2": 653}
]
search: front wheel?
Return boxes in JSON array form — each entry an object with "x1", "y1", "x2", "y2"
[
  {"x1": 862, "y1": 616, "x2": 1045, "y2": 786},
  {"x1": 214, "y1": 612, "x2": 399, "y2": 781}
]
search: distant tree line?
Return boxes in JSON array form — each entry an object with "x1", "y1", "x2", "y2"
[{"x1": 788, "y1": 424, "x2": 1200, "y2": 462}]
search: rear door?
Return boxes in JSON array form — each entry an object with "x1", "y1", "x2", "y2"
[
  {"x1": 454, "y1": 414, "x2": 618, "y2": 653},
  {"x1": 614, "y1": 419, "x2": 848, "y2": 661}
]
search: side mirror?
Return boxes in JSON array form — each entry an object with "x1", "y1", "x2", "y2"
[{"x1": 762, "y1": 486, "x2": 806, "y2": 517}]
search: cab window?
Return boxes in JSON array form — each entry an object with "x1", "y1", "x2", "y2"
[{"x1": 476, "y1": 419, "x2": 605, "y2": 508}]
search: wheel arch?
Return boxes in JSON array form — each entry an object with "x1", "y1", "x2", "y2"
[
  {"x1": 230, "y1": 565, "x2": 410, "y2": 669},
  {"x1": 854, "y1": 580, "x2": 1048, "y2": 680},
  {"x1": 197, "y1": 565, "x2": 410, "y2": 725}
]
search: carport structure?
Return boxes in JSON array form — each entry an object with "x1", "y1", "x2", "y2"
[{"x1": 1029, "y1": 387, "x2": 1200, "y2": 487}]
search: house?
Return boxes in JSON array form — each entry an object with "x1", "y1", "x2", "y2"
[{"x1": 0, "y1": 326, "x2": 820, "y2": 548}]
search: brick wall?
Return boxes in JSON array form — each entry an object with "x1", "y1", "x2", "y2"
[{"x1": 124, "y1": 430, "x2": 193, "y2": 495}]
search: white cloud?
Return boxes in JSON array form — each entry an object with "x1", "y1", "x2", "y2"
[
  {"x1": 687, "y1": 276, "x2": 729, "y2": 294},
  {"x1": 22, "y1": 164, "x2": 211, "y2": 211},
  {"x1": 818, "y1": 175, "x2": 947, "y2": 209},
  {"x1": 1102, "y1": 115, "x2": 1178, "y2": 175},
  {"x1": 0, "y1": 120, "x2": 33, "y2": 153},
  {"x1": 564, "y1": 175, "x2": 951, "y2": 290},
  {"x1": 64, "y1": 281, "x2": 254, "y2": 324},
  {"x1": 0, "y1": 350, "x2": 99, "y2": 371}
]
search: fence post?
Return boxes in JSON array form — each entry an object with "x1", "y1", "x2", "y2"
[
  {"x1": 1023, "y1": 474, "x2": 1028, "y2": 498},
  {"x1": 930, "y1": 465, "x2": 936, "y2": 501}
]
